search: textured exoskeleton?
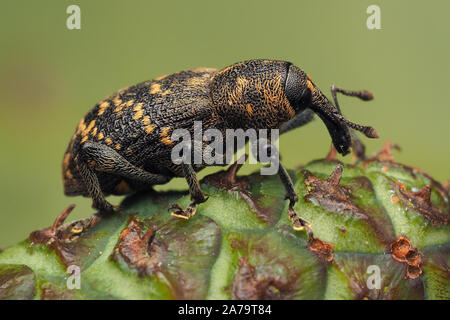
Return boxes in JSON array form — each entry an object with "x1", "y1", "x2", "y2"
[{"x1": 63, "y1": 59, "x2": 378, "y2": 231}]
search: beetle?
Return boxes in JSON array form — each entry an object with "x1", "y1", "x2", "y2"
[{"x1": 62, "y1": 59, "x2": 378, "y2": 231}]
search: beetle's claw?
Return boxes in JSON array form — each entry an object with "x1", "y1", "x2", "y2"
[
  {"x1": 169, "y1": 203, "x2": 197, "y2": 220},
  {"x1": 112, "y1": 205, "x2": 122, "y2": 213},
  {"x1": 97, "y1": 204, "x2": 122, "y2": 215},
  {"x1": 287, "y1": 205, "x2": 312, "y2": 237}
]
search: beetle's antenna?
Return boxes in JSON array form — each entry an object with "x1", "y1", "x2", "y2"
[
  {"x1": 332, "y1": 86, "x2": 374, "y2": 102},
  {"x1": 312, "y1": 101, "x2": 379, "y2": 139},
  {"x1": 328, "y1": 85, "x2": 378, "y2": 139},
  {"x1": 333, "y1": 113, "x2": 379, "y2": 138}
]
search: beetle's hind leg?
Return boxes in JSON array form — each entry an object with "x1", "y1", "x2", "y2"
[
  {"x1": 78, "y1": 142, "x2": 171, "y2": 214},
  {"x1": 77, "y1": 159, "x2": 117, "y2": 214},
  {"x1": 169, "y1": 164, "x2": 208, "y2": 220}
]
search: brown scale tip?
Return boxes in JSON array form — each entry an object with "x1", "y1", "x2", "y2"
[
  {"x1": 335, "y1": 114, "x2": 379, "y2": 139},
  {"x1": 358, "y1": 90, "x2": 374, "y2": 101},
  {"x1": 363, "y1": 127, "x2": 379, "y2": 139}
]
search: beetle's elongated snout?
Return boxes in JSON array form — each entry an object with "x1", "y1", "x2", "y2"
[
  {"x1": 310, "y1": 98, "x2": 352, "y2": 155},
  {"x1": 309, "y1": 88, "x2": 379, "y2": 155}
]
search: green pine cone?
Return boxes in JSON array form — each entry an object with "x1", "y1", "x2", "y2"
[{"x1": 0, "y1": 143, "x2": 449, "y2": 300}]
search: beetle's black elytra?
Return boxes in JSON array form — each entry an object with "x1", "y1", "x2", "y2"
[{"x1": 63, "y1": 59, "x2": 378, "y2": 231}]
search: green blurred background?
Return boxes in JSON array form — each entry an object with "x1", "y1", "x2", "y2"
[{"x1": 0, "y1": 0, "x2": 449, "y2": 248}]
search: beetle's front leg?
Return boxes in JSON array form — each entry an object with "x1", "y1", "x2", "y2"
[
  {"x1": 258, "y1": 138, "x2": 312, "y2": 235},
  {"x1": 170, "y1": 163, "x2": 208, "y2": 219},
  {"x1": 278, "y1": 164, "x2": 312, "y2": 235}
]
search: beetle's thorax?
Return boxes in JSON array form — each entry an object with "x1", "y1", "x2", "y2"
[{"x1": 209, "y1": 60, "x2": 295, "y2": 130}]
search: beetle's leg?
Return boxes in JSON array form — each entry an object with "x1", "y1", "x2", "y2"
[
  {"x1": 77, "y1": 159, "x2": 117, "y2": 213},
  {"x1": 330, "y1": 85, "x2": 374, "y2": 160},
  {"x1": 169, "y1": 163, "x2": 208, "y2": 220},
  {"x1": 81, "y1": 142, "x2": 171, "y2": 184},
  {"x1": 79, "y1": 142, "x2": 170, "y2": 213},
  {"x1": 279, "y1": 109, "x2": 315, "y2": 134},
  {"x1": 278, "y1": 164, "x2": 312, "y2": 236},
  {"x1": 257, "y1": 138, "x2": 312, "y2": 235}
]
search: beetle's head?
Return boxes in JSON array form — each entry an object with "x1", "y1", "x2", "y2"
[{"x1": 284, "y1": 64, "x2": 378, "y2": 155}]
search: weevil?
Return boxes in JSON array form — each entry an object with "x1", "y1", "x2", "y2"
[{"x1": 63, "y1": 59, "x2": 378, "y2": 231}]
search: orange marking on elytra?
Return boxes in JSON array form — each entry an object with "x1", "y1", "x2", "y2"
[
  {"x1": 113, "y1": 97, "x2": 123, "y2": 106},
  {"x1": 149, "y1": 83, "x2": 162, "y2": 95},
  {"x1": 191, "y1": 67, "x2": 217, "y2": 73},
  {"x1": 115, "y1": 100, "x2": 133, "y2": 113},
  {"x1": 98, "y1": 101, "x2": 110, "y2": 116},
  {"x1": 63, "y1": 153, "x2": 71, "y2": 168},
  {"x1": 65, "y1": 170, "x2": 73, "y2": 179},
  {"x1": 76, "y1": 119, "x2": 86, "y2": 135},
  {"x1": 187, "y1": 77, "x2": 206, "y2": 87},
  {"x1": 82, "y1": 120, "x2": 96, "y2": 137},
  {"x1": 105, "y1": 137, "x2": 113, "y2": 145},
  {"x1": 161, "y1": 136, "x2": 174, "y2": 146},
  {"x1": 133, "y1": 102, "x2": 144, "y2": 120},
  {"x1": 145, "y1": 124, "x2": 156, "y2": 134},
  {"x1": 142, "y1": 116, "x2": 151, "y2": 126},
  {"x1": 160, "y1": 127, "x2": 174, "y2": 146},
  {"x1": 155, "y1": 74, "x2": 169, "y2": 81},
  {"x1": 115, "y1": 143, "x2": 121, "y2": 150},
  {"x1": 114, "y1": 104, "x2": 124, "y2": 113},
  {"x1": 133, "y1": 103, "x2": 143, "y2": 111},
  {"x1": 133, "y1": 109, "x2": 144, "y2": 120},
  {"x1": 97, "y1": 132, "x2": 104, "y2": 140}
]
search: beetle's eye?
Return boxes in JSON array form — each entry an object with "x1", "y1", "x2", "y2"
[{"x1": 285, "y1": 65, "x2": 312, "y2": 112}]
